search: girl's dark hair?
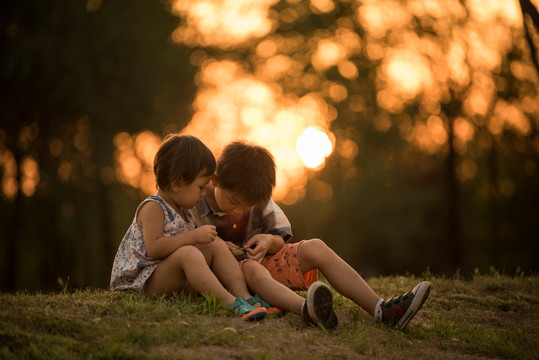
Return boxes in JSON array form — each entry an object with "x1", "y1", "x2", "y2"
[
  {"x1": 215, "y1": 141, "x2": 275, "y2": 205},
  {"x1": 153, "y1": 135, "x2": 215, "y2": 191}
]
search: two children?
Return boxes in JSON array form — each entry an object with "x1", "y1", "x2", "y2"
[
  {"x1": 191, "y1": 141, "x2": 431, "y2": 330},
  {"x1": 111, "y1": 134, "x2": 431, "y2": 330},
  {"x1": 110, "y1": 135, "x2": 267, "y2": 321}
]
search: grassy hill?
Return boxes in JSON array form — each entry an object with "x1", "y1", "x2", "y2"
[{"x1": 1, "y1": 270, "x2": 537, "y2": 359}]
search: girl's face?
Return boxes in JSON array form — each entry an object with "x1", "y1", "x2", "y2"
[{"x1": 169, "y1": 171, "x2": 212, "y2": 209}]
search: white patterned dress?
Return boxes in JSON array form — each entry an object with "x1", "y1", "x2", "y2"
[{"x1": 110, "y1": 194, "x2": 196, "y2": 293}]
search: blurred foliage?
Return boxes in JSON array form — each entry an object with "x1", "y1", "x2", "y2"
[
  {"x1": 0, "y1": 0, "x2": 197, "y2": 290},
  {"x1": 1, "y1": 0, "x2": 538, "y2": 291}
]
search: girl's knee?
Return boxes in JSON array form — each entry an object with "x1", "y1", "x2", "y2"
[
  {"x1": 201, "y1": 238, "x2": 228, "y2": 254},
  {"x1": 242, "y1": 260, "x2": 269, "y2": 282},
  {"x1": 170, "y1": 245, "x2": 203, "y2": 263}
]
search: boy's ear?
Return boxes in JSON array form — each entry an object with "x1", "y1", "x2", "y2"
[{"x1": 211, "y1": 176, "x2": 218, "y2": 187}]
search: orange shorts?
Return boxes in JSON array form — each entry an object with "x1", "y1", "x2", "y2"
[{"x1": 242, "y1": 240, "x2": 318, "y2": 291}]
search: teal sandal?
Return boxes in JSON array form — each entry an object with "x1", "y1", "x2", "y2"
[
  {"x1": 228, "y1": 297, "x2": 267, "y2": 321},
  {"x1": 247, "y1": 294, "x2": 286, "y2": 317}
]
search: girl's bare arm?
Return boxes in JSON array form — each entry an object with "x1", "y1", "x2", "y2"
[{"x1": 139, "y1": 201, "x2": 216, "y2": 259}]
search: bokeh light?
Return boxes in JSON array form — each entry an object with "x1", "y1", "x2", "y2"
[
  {"x1": 181, "y1": 59, "x2": 335, "y2": 204},
  {"x1": 170, "y1": 0, "x2": 278, "y2": 48},
  {"x1": 110, "y1": 0, "x2": 538, "y2": 204},
  {"x1": 296, "y1": 127, "x2": 333, "y2": 169}
]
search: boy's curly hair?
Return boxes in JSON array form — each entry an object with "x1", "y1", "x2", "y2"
[
  {"x1": 153, "y1": 134, "x2": 215, "y2": 191},
  {"x1": 215, "y1": 141, "x2": 276, "y2": 205}
]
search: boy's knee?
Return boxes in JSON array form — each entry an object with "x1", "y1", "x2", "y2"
[
  {"x1": 298, "y1": 238, "x2": 331, "y2": 263},
  {"x1": 302, "y1": 238, "x2": 328, "y2": 252}
]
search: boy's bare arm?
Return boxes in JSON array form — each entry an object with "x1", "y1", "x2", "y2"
[{"x1": 244, "y1": 234, "x2": 284, "y2": 262}]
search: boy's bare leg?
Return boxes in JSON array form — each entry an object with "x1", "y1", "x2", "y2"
[
  {"x1": 297, "y1": 239, "x2": 380, "y2": 314},
  {"x1": 144, "y1": 245, "x2": 236, "y2": 308},
  {"x1": 242, "y1": 260, "x2": 305, "y2": 314},
  {"x1": 196, "y1": 238, "x2": 253, "y2": 301}
]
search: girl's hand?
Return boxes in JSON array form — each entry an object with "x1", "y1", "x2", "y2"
[
  {"x1": 193, "y1": 225, "x2": 217, "y2": 244},
  {"x1": 244, "y1": 234, "x2": 273, "y2": 263}
]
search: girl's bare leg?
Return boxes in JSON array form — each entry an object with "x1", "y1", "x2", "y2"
[
  {"x1": 196, "y1": 238, "x2": 252, "y2": 300},
  {"x1": 144, "y1": 245, "x2": 236, "y2": 308},
  {"x1": 297, "y1": 239, "x2": 381, "y2": 314},
  {"x1": 242, "y1": 260, "x2": 305, "y2": 314}
]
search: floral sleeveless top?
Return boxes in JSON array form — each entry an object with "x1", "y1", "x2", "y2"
[{"x1": 110, "y1": 194, "x2": 196, "y2": 293}]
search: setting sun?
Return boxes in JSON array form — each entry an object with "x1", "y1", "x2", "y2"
[{"x1": 296, "y1": 127, "x2": 333, "y2": 169}]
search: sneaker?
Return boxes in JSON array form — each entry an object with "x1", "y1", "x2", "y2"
[
  {"x1": 302, "y1": 281, "x2": 338, "y2": 330},
  {"x1": 228, "y1": 297, "x2": 268, "y2": 321},
  {"x1": 246, "y1": 293, "x2": 286, "y2": 317},
  {"x1": 381, "y1": 281, "x2": 431, "y2": 330}
]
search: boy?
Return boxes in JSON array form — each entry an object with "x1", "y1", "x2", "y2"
[{"x1": 191, "y1": 141, "x2": 431, "y2": 330}]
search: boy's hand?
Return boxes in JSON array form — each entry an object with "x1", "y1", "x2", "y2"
[
  {"x1": 225, "y1": 241, "x2": 240, "y2": 250},
  {"x1": 193, "y1": 225, "x2": 217, "y2": 244},
  {"x1": 244, "y1": 234, "x2": 274, "y2": 263}
]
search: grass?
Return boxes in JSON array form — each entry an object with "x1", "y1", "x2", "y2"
[{"x1": 1, "y1": 270, "x2": 538, "y2": 359}]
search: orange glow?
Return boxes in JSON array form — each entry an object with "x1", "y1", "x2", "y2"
[
  {"x1": 410, "y1": 116, "x2": 448, "y2": 154},
  {"x1": 18, "y1": 123, "x2": 39, "y2": 150},
  {"x1": 383, "y1": 48, "x2": 433, "y2": 100},
  {"x1": 337, "y1": 139, "x2": 358, "y2": 160},
  {"x1": 456, "y1": 159, "x2": 477, "y2": 182},
  {"x1": 489, "y1": 100, "x2": 531, "y2": 136},
  {"x1": 106, "y1": 0, "x2": 538, "y2": 204},
  {"x1": 338, "y1": 61, "x2": 359, "y2": 80},
  {"x1": 311, "y1": 28, "x2": 361, "y2": 73},
  {"x1": 453, "y1": 117, "x2": 476, "y2": 155},
  {"x1": 447, "y1": 39, "x2": 470, "y2": 88},
  {"x1": 467, "y1": 0, "x2": 521, "y2": 26},
  {"x1": 20, "y1": 157, "x2": 39, "y2": 197},
  {"x1": 57, "y1": 161, "x2": 73, "y2": 183},
  {"x1": 134, "y1": 131, "x2": 161, "y2": 168},
  {"x1": 181, "y1": 60, "x2": 335, "y2": 203},
  {"x1": 312, "y1": 40, "x2": 346, "y2": 71},
  {"x1": 170, "y1": 0, "x2": 278, "y2": 48},
  {"x1": 49, "y1": 138, "x2": 64, "y2": 157},
  {"x1": 260, "y1": 54, "x2": 303, "y2": 81},
  {"x1": 296, "y1": 127, "x2": 333, "y2": 169},
  {"x1": 1, "y1": 149, "x2": 18, "y2": 200},
  {"x1": 356, "y1": 0, "x2": 528, "y2": 128},
  {"x1": 310, "y1": 0, "x2": 335, "y2": 14},
  {"x1": 357, "y1": 1, "x2": 412, "y2": 39},
  {"x1": 114, "y1": 132, "x2": 158, "y2": 196},
  {"x1": 326, "y1": 82, "x2": 348, "y2": 103},
  {"x1": 308, "y1": 180, "x2": 333, "y2": 202}
]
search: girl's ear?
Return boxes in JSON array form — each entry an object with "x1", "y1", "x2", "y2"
[
  {"x1": 171, "y1": 179, "x2": 183, "y2": 192},
  {"x1": 211, "y1": 176, "x2": 217, "y2": 187}
]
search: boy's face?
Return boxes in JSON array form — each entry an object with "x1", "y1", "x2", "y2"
[{"x1": 212, "y1": 181, "x2": 251, "y2": 216}]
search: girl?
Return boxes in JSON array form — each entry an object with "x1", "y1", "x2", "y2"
[{"x1": 110, "y1": 135, "x2": 266, "y2": 321}]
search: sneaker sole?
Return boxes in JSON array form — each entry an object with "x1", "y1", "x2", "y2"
[
  {"x1": 396, "y1": 281, "x2": 431, "y2": 330},
  {"x1": 306, "y1": 281, "x2": 338, "y2": 330}
]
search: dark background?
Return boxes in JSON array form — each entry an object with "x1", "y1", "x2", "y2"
[{"x1": 1, "y1": 0, "x2": 538, "y2": 291}]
